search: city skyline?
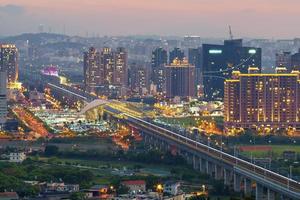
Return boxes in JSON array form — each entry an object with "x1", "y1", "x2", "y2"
[{"x1": 1, "y1": 0, "x2": 300, "y2": 38}]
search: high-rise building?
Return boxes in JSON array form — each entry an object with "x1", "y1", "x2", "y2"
[
  {"x1": 84, "y1": 47, "x2": 128, "y2": 95},
  {"x1": 188, "y1": 47, "x2": 202, "y2": 86},
  {"x1": 165, "y1": 58, "x2": 195, "y2": 98},
  {"x1": 151, "y1": 48, "x2": 168, "y2": 94},
  {"x1": 224, "y1": 67, "x2": 300, "y2": 133},
  {"x1": 114, "y1": 47, "x2": 128, "y2": 86},
  {"x1": 151, "y1": 48, "x2": 167, "y2": 69},
  {"x1": 291, "y1": 49, "x2": 300, "y2": 70},
  {"x1": 0, "y1": 44, "x2": 19, "y2": 84},
  {"x1": 169, "y1": 47, "x2": 184, "y2": 64},
  {"x1": 201, "y1": 39, "x2": 261, "y2": 100},
  {"x1": 83, "y1": 47, "x2": 101, "y2": 93},
  {"x1": 275, "y1": 52, "x2": 292, "y2": 70},
  {"x1": 130, "y1": 63, "x2": 150, "y2": 95},
  {"x1": 101, "y1": 47, "x2": 114, "y2": 85},
  {"x1": 0, "y1": 72, "x2": 7, "y2": 127},
  {"x1": 183, "y1": 36, "x2": 201, "y2": 48}
]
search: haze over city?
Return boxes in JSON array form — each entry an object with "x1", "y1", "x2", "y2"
[
  {"x1": 1, "y1": 1, "x2": 300, "y2": 200},
  {"x1": 1, "y1": 0, "x2": 300, "y2": 38}
]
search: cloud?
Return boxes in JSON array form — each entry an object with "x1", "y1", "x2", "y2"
[{"x1": 0, "y1": 4, "x2": 25, "y2": 15}]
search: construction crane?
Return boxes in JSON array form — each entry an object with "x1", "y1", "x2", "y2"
[{"x1": 229, "y1": 25, "x2": 233, "y2": 40}]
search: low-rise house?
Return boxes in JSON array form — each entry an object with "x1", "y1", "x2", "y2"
[
  {"x1": 121, "y1": 180, "x2": 146, "y2": 193},
  {"x1": 9, "y1": 152, "x2": 26, "y2": 163},
  {"x1": 0, "y1": 192, "x2": 19, "y2": 200},
  {"x1": 163, "y1": 181, "x2": 180, "y2": 196},
  {"x1": 44, "y1": 182, "x2": 79, "y2": 192}
]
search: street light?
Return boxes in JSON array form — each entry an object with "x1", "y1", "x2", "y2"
[{"x1": 202, "y1": 184, "x2": 205, "y2": 193}]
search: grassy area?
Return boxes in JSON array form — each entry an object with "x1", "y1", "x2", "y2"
[
  {"x1": 158, "y1": 116, "x2": 223, "y2": 128},
  {"x1": 239, "y1": 145, "x2": 300, "y2": 158}
]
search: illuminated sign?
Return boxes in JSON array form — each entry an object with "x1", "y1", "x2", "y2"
[
  {"x1": 249, "y1": 49, "x2": 256, "y2": 54},
  {"x1": 209, "y1": 49, "x2": 222, "y2": 54}
]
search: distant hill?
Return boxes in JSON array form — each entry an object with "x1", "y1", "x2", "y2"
[{"x1": 0, "y1": 33, "x2": 71, "y2": 45}]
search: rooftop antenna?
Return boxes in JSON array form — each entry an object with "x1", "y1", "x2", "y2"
[{"x1": 229, "y1": 25, "x2": 233, "y2": 40}]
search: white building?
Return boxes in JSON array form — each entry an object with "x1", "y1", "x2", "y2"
[
  {"x1": 0, "y1": 72, "x2": 7, "y2": 128},
  {"x1": 164, "y1": 181, "x2": 180, "y2": 196},
  {"x1": 9, "y1": 152, "x2": 26, "y2": 163}
]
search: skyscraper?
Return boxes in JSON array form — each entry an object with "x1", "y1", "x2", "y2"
[
  {"x1": 114, "y1": 47, "x2": 128, "y2": 86},
  {"x1": 130, "y1": 63, "x2": 150, "y2": 95},
  {"x1": 188, "y1": 47, "x2": 202, "y2": 87},
  {"x1": 275, "y1": 52, "x2": 292, "y2": 70},
  {"x1": 83, "y1": 47, "x2": 101, "y2": 93},
  {"x1": 165, "y1": 58, "x2": 195, "y2": 98},
  {"x1": 151, "y1": 47, "x2": 167, "y2": 69},
  {"x1": 169, "y1": 47, "x2": 184, "y2": 64},
  {"x1": 224, "y1": 67, "x2": 300, "y2": 134},
  {"x1": 0, "y1": 72, "x2": 7, "y2": 127},
  {"x1": 201, "y1": 39, "x2": 261, "y2": 100},
  {"x1": 0, "y1": 44, "x2": 19, "y2": 84},
  {"x1": 84, "y1": 47, "x2": 128, "y2": 95},
  {"x1": 101, "y1": 47, "x2": 114, "y2": 85},
  {"x1": 151, "y1": 48, "x2": 168, "y2": 94},
  {"x1": 291, "y1": 49, "x2": 300, "y2": 70}
]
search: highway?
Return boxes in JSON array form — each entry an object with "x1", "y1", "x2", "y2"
[{"x1": 122, "y1": 113, "x2": 300, "y2": 198}]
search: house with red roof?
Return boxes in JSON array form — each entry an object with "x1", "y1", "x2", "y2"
[{"x1": 121, "y1": 180, "x2": 146, "y2": 193}]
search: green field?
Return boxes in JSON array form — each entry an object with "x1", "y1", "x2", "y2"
[{"x1": 239, "y1": 145, "x2": 300, "y2": 158}]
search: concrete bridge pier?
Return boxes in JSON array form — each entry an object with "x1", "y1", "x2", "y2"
[
  {"x1": 256, "y1": 183, "x2": 265, "y2": 200},
  {"x1": 200, "y1": 158, "x2": 206, "y2": 173},
  {"x1": 267, "y1": 188, "x2": 276, "y2": 200},
  {"x1": 234, "y1": 173, "x2": 242, "y2": 192},
  {"x1": 224, "y1": 169, "x2": 232, "y2": 186},
  {"x1": 207, "y1": 161, "x2": 215, "y2": 176},
  {"x1": 215, "y1": 165, "x2": 223, "y2": 180},
  {"x1": 244, "y1": 178, "x2": 252, "y2": 196},
  {"x1": 193, "y1": 155, "x2": 200, "y2": 170}
]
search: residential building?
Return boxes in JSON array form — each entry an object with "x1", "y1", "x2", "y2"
[
  {"x1": 83, "y1": 47, "x2": 101, "y2": 93},
  {"x1": 169, "y1": 47, "x2": 184, "y2": 64},
  {"x1": 224, "y1": 67, "x2": 300, "y2": 133},
  {"x1": 202, "y1": 39, "x2": 261, "y2": 100},
  {"x1": 164, "y1": 181, "x2": 181, "y2": 196},
  {"x1": 130, "y1": 63, "x2": 150, "y2": 95},
  {"x1": 165, "y1": 58, "x2": 195, "y2": 99},
  {"x1": 121, "y1": 180, "x2": 146, "y2": 193},
  {"x1": 0, "y1": 72, "x2": 7, "y2": 127},
  {"x1": 0, "y1": 44, "x2": 18, "y2": 84},
  {"x1": 9, "y1": 152, "x2": 26, "y2": 163},
  {"x1": 114, "y1": 47, "x2": 128, "y2": 86},
  {"x1": 275, "y1": 52, "x2": 292, "y2": 70},
  {"x1": 151, "y1": 48, "x2": 167, "y2": 93},
  {"x1": 291, "y1": 49, "x2": 300, "y2": 70}
]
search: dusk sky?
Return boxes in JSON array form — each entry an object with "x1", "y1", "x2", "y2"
[{"x1": 1, "y1": 0, "x2": 300, "y2": 38}]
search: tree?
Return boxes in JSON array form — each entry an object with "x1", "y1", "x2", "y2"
[
  {"x1": 70, "y1": 192, "x2": 87, "y2": 200},
  {"x1": 44, "y1": 145, "x2": 59, "y2": 156}
]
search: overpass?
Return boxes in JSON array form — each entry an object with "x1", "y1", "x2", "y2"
[
  {"x1": 81, "y1": 102, "x2": 300, "y2": 199},
  {"x1": 122, "y1": 113, "x2": 300, "y2": 200}
]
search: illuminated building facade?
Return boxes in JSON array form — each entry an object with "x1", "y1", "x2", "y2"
[
  {"x1": 165, "y1": 58, "x2": 195, "y2": 98},
  {"x1": 224, "y1": 67, "x2": 300, "y2": 133},
  {"x1": 83, "y1": 47, "x2": 101, "y2": 93},
  {"x1": 201, "y1": 39, "x2": 261, "y2": 100},
  {"x1": 130, "y1": 63, "x2": 150, "y2": 95},
  {"x1": 84, "y1": 47, "x2": 128, "y2": 94},
  {"x1": 0, "y1": 44, "x2": 19, "y2": 84},
  {"x1": 169, "y1": 47, "x2": 184, "y2": 64},
  {"x1": 151, "y1": 48, "x2": 167, "y2": 93},
  {"x1": 113, "y1": 47, "x2": 128, "y2": 86},
  {"x1": 0, "y1": 72, "x2": 7, "y2": 127}
]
